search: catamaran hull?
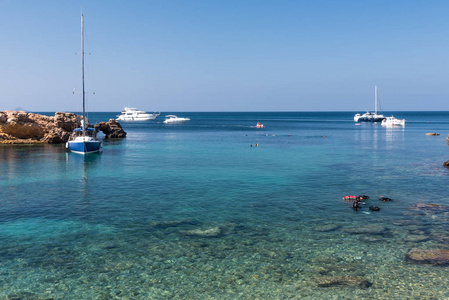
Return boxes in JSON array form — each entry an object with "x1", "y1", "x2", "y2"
[
  {"x1": 67, "y1": 141, "x2": 102, "y2": 154},
  {"x1": 354, "y1": 116, "x2": 386, "y2": 122}
]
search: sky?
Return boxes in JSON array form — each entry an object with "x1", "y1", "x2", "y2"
[{"x1": 0, "y1": 0, "x2": 448, "y2": 112}]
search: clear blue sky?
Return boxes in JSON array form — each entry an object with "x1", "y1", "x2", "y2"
[{"x1": 1, "y1": 0, "x2": 448, "y2": 112}]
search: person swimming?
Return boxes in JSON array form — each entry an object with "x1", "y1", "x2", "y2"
[
  {"x1": 380, "y1": 196, "x2": 392, "y2": 202},
  {"x1": 351, "y1": 199, "x2": 361, "y2": 211}
]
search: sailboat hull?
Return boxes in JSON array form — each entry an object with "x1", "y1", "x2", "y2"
[
  {"x1": 354, "y1": 114, "x2": 386, "y2": 122},
  {"x1": 358, "y1": 118, "x2": 385, "y2": 122},
  {"x1": 67, "y1": 140, "x2": 102, "y2": 154}
]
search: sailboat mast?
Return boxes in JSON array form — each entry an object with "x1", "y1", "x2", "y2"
[
  {"x1": 81, "y1": 13, "x2": 86, "y2": 137},
  {"x1": 374, "y1": 85, "x2": 377, "y2": 114}
]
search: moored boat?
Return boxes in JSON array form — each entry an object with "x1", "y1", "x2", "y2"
[
  {"x1": 354, "y1": 86, "x2": 386, "y2": 122},
  {"x1": 116, "y1": 107, "x2": 160, "y2": 121},
  {"x1": 381, "y1": 116, "x2": 405, "y2": 126},
  {"x1": 67, "y1": 121, "x2": 102, "y2": 154},
  {"x1": 163, "y1": 115, "x2": 190, "y2": 124},
  {"x1": 66, "y1": 13, "x2": 102, "y2": 155}
]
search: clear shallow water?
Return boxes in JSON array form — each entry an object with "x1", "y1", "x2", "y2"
[{"x1": 1, "y1": 111, "x2": 449, "y2": 299}]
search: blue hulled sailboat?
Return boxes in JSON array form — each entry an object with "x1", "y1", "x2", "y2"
[{"x1": 66, "y1": 13, "x2": 102, "y2": 154}]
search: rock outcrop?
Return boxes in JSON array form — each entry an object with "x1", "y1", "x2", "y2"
[
  {"x1": 0, "y1": 111, "x2": 82, "y2": 144},
  {"x1": 0, "y1": 111, "x2": 126, "y2": 144},
  {"x1": 94, "y1": 119, "x2": 127, "y2": 139}
]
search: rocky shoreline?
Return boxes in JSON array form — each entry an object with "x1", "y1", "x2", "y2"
[{"x1": 0, "y1": 111, "x2": 126, "y2": 144}]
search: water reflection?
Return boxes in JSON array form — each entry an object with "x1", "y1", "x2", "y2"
[
  {"x1": 353, "y1": 123, "x2": 406, "y2": 151},
  {"x1": 102, "y1": 138, "x2": 126, "y2": 157},
  {"x1": 64, "y1": 153, "x2": 102, "y2": 218},
  {"x1": 384, "y1": 126, "x2": 405, "y2": 146},
  {"x1": 0, "y1": 144, "x2": 64, "y2": 184},
  {"x1": 65, "y1": 152, "x2": 101, "y2": 180},
  {"x1": 352, "y1": 123, "x2": 381, "y2": 150}
]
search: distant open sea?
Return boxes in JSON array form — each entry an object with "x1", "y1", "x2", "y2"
[{"x1": 1, "y1": 111, "x2": 449, "y2": 299}]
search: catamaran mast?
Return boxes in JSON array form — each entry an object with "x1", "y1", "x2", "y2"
[
  {"x1": 81, "y1": 13, "x2": 86, "y2": 137},
  {"x1": 375, "y1": 85, "x2": 378, "y2": 115},
  {"x1": 374, "y1": 85, "x2": 377, "y2": 115}
]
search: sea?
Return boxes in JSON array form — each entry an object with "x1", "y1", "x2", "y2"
[{"x1": 1, "y1": 111, "x2": 449, "y2": 299}]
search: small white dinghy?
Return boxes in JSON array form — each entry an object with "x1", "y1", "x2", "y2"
[
  {"x1": 163, "y1": 115, "x2": 190, "y2": 124},
  {"x1": 381, "y1": 116, "x2": 405, "y2": 126}
]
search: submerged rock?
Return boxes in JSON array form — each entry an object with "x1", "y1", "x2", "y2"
[
  {"x1": 183, "y1": 227, "x2": 223, "y2": 238},
  {"x1": 410, "y1": 203, "x2": 446, "y2": 212},
  {"x1": 314, "y1": 276, "x2": 372, "y2": 287},
  {"x1": 403, "y1": 234, "x2": 430, "y2": 243},
  {"x1": 7, "y1": 291, "x2": 39, "y2": 300},
  {"x1": 406, "y1": 249, "x2": 449, "y2": 265},
  {"x1": 434, "y1": 235, "x2": 449, "y2": 244},
  {"x1": 358, "y1": 236, "x2": 385, "y2": 243},
  {"x1": 344, "y1": 225, "x2": 387, "y2": 235},
  {"x1": 313, "y1": 224, "x2": 341, "y2": 232},
  {"x1": 391, "y1": 219, "x2": 420, "y2": 226},
  {"x1": 150, "y1": 219, "x2": 200, "y2": 229}
]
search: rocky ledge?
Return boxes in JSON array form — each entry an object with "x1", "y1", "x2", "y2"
[
  {"x1": 0, "y1": 110, "x2": 126, "y2": 144},
  {"x1": 95, "y1": 119, "x2": 127, "y2": 139}
]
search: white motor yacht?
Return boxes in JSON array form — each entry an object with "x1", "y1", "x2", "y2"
[
  {"x1": 163, "y1": 115, "x2": 190, "y2": 124},
  {"x1": 381, "y1": 116, "x2": 405, "y2": 126},
  {"x1": 116, "y1": 107, "x2": 160, "y2": 121}
]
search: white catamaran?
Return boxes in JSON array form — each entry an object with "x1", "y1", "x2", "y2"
[{"x1": 354, "y1": 85, "x2": 386, "y2": 122}]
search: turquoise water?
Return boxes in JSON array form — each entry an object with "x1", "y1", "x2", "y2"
[{"x1": 1, "y1": 111, "x2": 449, "y2": 299}]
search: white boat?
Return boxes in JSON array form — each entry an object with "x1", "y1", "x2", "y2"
[
  {"x1": 354, "y1": 85, "x2": 386, "y2": 122},
  {"x1": 381, "y1": 116, "x2": 405, "y2": 126},
  {"x1": 116, "y1": 107, "x2": 160, "y2": 121},
  {"x1": 66, "y1": 13, "x2": 102, "y2": 155},
  {"x1": 163, "y1": 115, "x2": 190, "y2": 124}
]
